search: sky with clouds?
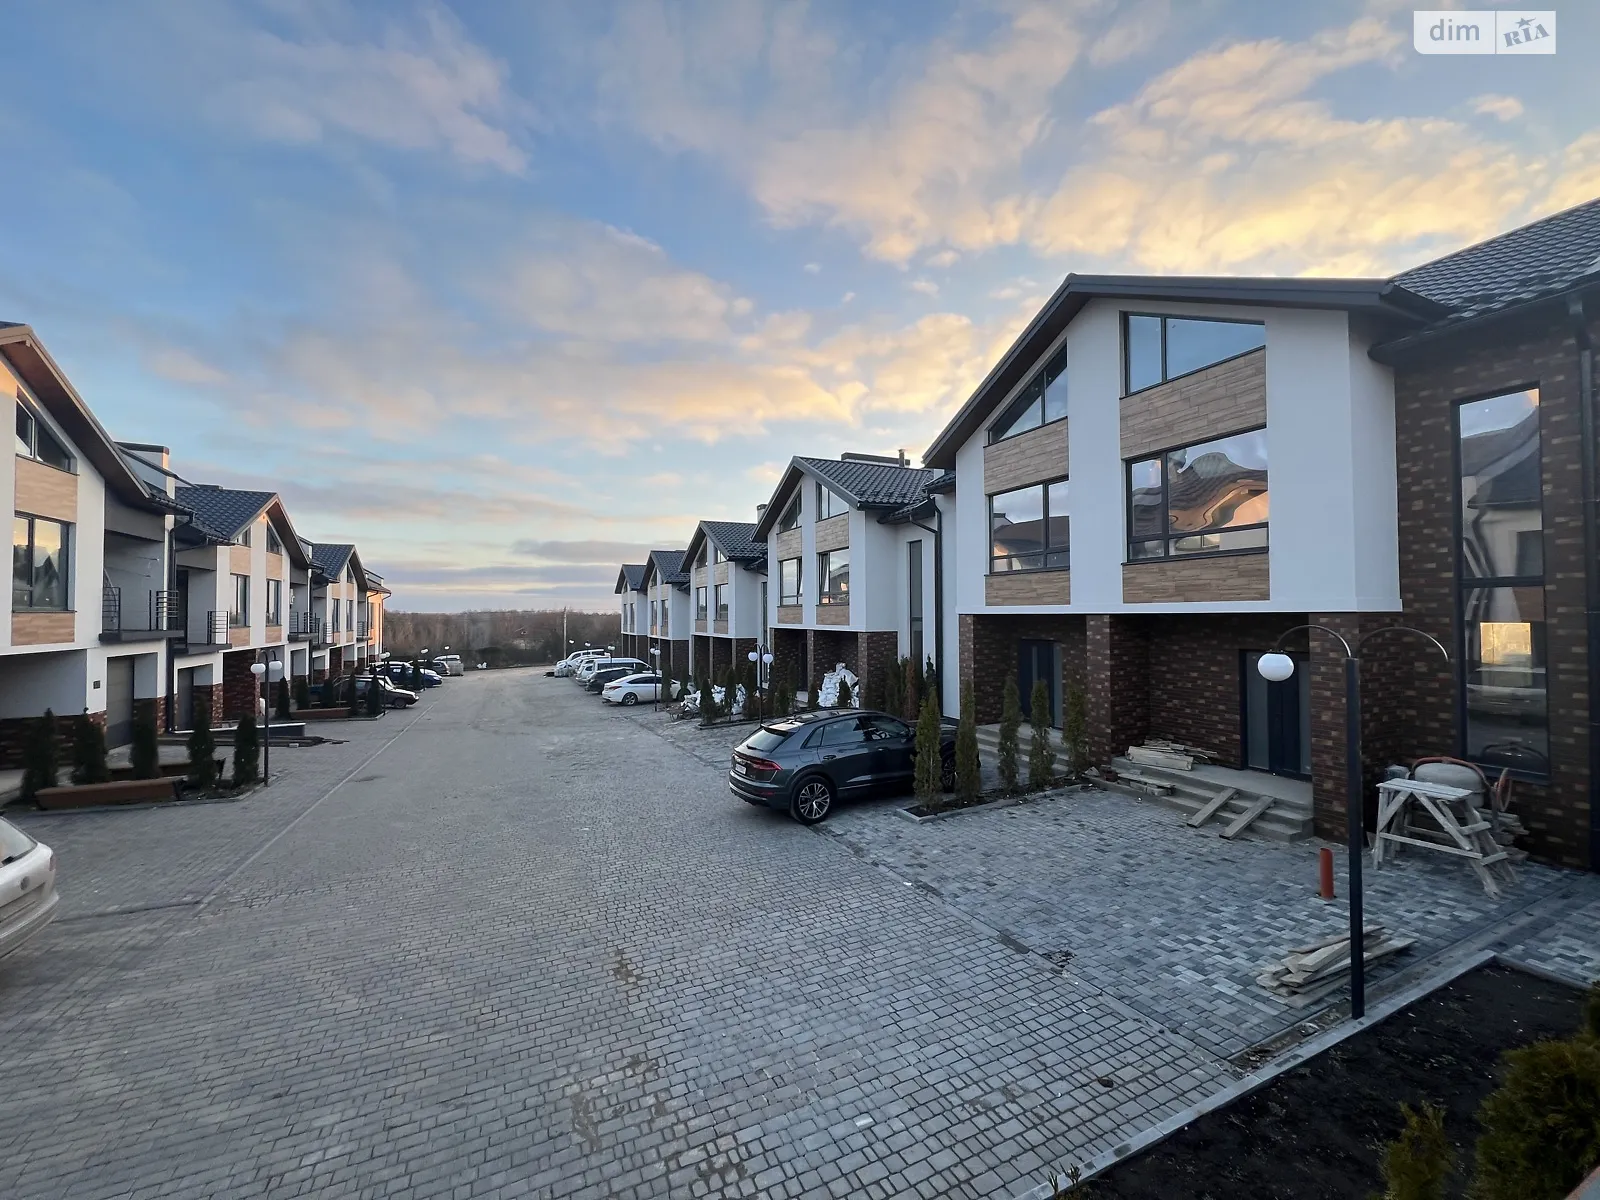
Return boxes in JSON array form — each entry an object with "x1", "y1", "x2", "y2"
[{"x1": 0, "y1": 0, "x2": 1594, "y2": 612}]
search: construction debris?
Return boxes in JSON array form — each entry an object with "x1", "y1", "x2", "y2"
[
  {"x1": 1126, "y1": 739, "x2": 1218, "y2": 771},
  {"x1": 1257, "y1": 927, "x2": 1415, "y2": 1004}
]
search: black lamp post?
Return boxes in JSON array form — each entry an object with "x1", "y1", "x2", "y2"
[{"x1": 1257, "y1": 624, "x2": 1448, "y2": 1018}]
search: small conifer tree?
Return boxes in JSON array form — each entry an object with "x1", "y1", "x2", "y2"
[
  {"x1": 837, "y1": 676, "x2": 853, "y2": 709},
  {"x1": 914, "y1": 695, "x2": 942, "y2": 804},
  {"x1": 21, "y1": 710, "x2": 59, "y2": 803},
  {"x1": 902, "y1": 656, "x2": 921, "y2": 722},
  {"x1": 1064, "y1": 679, "x2": 1089, "y2": 777},
  {"x1": 70, "y1": 712, "x2": 110, "y2": 785},
  {"x1": 275, "y1": 678, "x2": 292, "y2": 720},
  {"x1": 293, "y1": 675, "x2": 310, "y2": 710},
  {"x1": 997, "y1": 675, "x2": 1021, "y2": 793},
  {"x1": 188, "y1": 702, "x2": 217, "y2": 790},
  {"x1": 955, "y1": 686, "x2": 981, "y2": 804},
  {"x1": 233, "y1": 713, "x2": 260, "y2": 787},
  {"x1": 130, "y1": 708, "x2": 160, "y2": 779},
  {"x1": 1027, "y1": 679, "x2": 1054, "y2": 791}
]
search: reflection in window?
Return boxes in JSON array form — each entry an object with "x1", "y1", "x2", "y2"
[
  {"x1": 695, "y1": 586, "x2": 707, "y2": 620},
  {"x1": 817, "y1": 484, "x2": 848, "y2": 520},
  {"x1": 714, "y1": 584, "x2": 728, "y2": 620},
  {"x1": 779, "y1": 557, "x2": 802, "y2": 606},
  {"x1": 1125, "y1": 429, "x2": 1268, "y2": 559},
  {"x1": 12, "y1": 515, "x2": 70, "y2": 610},
  {"x1": 1123, "y1": 314, "x2": 1265, "y2": 393},
  {"x1": 778, "y1": 491, "x2": 801, "y2": 532},
  {"x1": 989, "y1": 479, "x2": 1069, "y2": 572},
  {"x1": 989, "y1": 347, "x2": 1068, "y2": 442},
  {"x1": 818, "y1": 549, "x2": 850, "y2": 603},
  {"x1": 1457, "y1": 389, "x2": 1546, "y2": 775}
]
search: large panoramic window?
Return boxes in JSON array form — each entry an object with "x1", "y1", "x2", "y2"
[
  {"x1": 777, "y1": 491, "x2": 801, "y2": 532},
  {"x1": 11, "y1": 515, "x2": 69, "y2": 610},
  {"x1": 1127, "y1": 429, "x2": 1268, "y2": 559},
  {"x1": 694, "y1": 586, "x2": 707, "y2": 620},
  {"x1": 14, "y1": 403, "x2": 73, "y2": 472},
  {"x1": 989, "y1": 346, "x2": 1068, "y2": 443},
  {"x1": 1124, "y1": 314, "x2": 1265, "y2": 394},
  {"x1": 232, "y1": 574, "x2": 251, "y2": 627},
  {"x1": 266, "y1": 527, "x2": 283, "y2": 555},
  {"x1": 714, "y1": 584, "x2": 728, "y2": 620},
  {"x1": 1458, "y1": 387, "x2": 1546, "y2": 775},
  {"x1": 779, "y1": 557, "x2": 802, "y2": 606},
  {"x1": 989, "y1": 479, "x2": 1069, "y2": 572},
  {"x1": 817, "y1": 483, "x2": 848, "y2": 520},
  {"x1": 818, "y1": 549, "x2": 849, "y2": 604},
  {"x1": 266, "y1": 579, "x2": 282, "y2": 626}
]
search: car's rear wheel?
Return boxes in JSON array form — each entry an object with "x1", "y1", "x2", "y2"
[
  {"x1": 622, "y1": 693, "x2": 638, "y2": 706},
  {"x1": 940, "y1": 754, "x2": 956, "y2": 792},
  {"x1": 790, "y1": 776, "x2": 834, "y2": 824}
]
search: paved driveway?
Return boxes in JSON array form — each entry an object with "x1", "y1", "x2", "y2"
[{"x1": 0, "y1": 672, "x2": 1233, "y2": 1200}]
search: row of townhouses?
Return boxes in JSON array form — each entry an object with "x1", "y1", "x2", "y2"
[
  {"x1": 0, "y1": 322, "x2": 389, "y2": 760},
  {"x1": 617, "y1": 197, "x2": 1600, "y2": 873}
]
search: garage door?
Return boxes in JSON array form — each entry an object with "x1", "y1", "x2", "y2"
[{"x1": 105, "y1": 657, "x2": 135, "y2": 748}]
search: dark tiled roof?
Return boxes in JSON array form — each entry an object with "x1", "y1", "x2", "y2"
[
  {"x1": 648, "y1": 549, "x2": 688, "y2": 586},
  {"x1": 1395, "y1": 197, "x2": 1600, "y2": 324},
  {"x1": 173, "y1": 485, "x2": 274, "y2": 540},
  {"x1": 800, "y1": 457, "x2": 945, "y2": 508},
  {"x1": 702, "y1": 521, "x2": 765, "y2": 563},
  {"x1": 616, "y1": 563, "x2": 648, "y2": 592},
  {"x1": 311, "y1": 543, "x2": 355, "y2": 576}
]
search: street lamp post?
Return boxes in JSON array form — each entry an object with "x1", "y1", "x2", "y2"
[
  {"x1": 1256, "y1": 624, "x2": 1448, "y2": 1018},
  {"x1": 249, "y1": 660, "x2": 286, "y2": 785},
  {"x1": 747, "y1": 646, "x2": 774, "y2": 709},
  {"x1": 649, "y1": 645, "x2": 662, "y2": 710}
]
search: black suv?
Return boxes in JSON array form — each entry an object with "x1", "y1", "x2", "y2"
[{"x1": 729, "y1": 709, "x2": 962, "y2": 824}]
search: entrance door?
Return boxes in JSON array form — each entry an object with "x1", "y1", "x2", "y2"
[
  {"x1": 1243, "y1": 650, "x2": 1311, "y2": 777},
  {"x1": 175, "y1": 668, "x2": 195, "y2": 733},
  {"x1": 1017, "y1": 640, "x2": 1059, "y2": 726},
  {"x1": 105, "y1": 657, "x2": 135, "y2": 749}
]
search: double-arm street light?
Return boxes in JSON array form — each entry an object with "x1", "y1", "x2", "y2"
[
  {"x1": 249, "y1": 659, "x2": 286, "y2": 785},
  {"x1": 1257, "y1": 624, "x2": 1449, "y2": 1018}
]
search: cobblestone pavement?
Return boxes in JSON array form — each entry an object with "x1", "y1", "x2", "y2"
[
  {"x1": 0, "y1": 674, "x2": 1239, "y2": 1200},
  {"x1": 817, "y1": 785, "x2": 1598, "y2": 1059},
  {"x1": 1500, "y1": 888, "x2": 1600, "y2": 983}
]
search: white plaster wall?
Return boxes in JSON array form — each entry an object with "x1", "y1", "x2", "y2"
[
  {"x1": 0, "y1": 650, "x2": 90, "y2": 717},
  {"x1": 1349, "y1": 330, "x2": 1403, "y2": 610},
  {"x1": 731, "y1": 562, "x2": 761, "y2": 638}
]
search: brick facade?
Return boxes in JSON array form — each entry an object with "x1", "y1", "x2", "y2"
[
  {"x1": 859, "y1": 631, "x2": 900, "y2": 712},
  {"x1": 773, "y1": 628, "x2": 806, "y2": 696},
  {"x1": 1387, "y1": 308, "x2": 1600, "y2": 868},
  {"x1": 0, "y1": 710, "x2": 107, "y2": 771},
  {"x1": 222, "y1": 651, "x2": 259, "y2": 721},
  {"x1": 190, "y1": 683, "x2": 224, "y2": 729},
  {"x1": 960, "y1": 613, "x2": 1086, "y2": 726}
]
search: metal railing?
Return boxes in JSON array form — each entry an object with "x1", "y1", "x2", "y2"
[
  {"x1": 103, "y1": 587, "x2": 183, "y2": 634},
  {"x1": 196, "y1": 610, "x2": 229, "y2": 646}
]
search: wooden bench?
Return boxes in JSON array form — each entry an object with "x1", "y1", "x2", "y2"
[{"x1": 36, "y1": 778, "x2": 180, "y2": 810}]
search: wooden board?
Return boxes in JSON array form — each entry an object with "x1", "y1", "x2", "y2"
[
  {"x1": 1221, "y1": 795, "x2": 1275, "y2": 839},
  {"x1": 1186, "y1": 787, "x2": 1238, "y2": 828}
]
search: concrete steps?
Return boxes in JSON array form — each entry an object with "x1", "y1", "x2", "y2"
[
  {"x1": 1106, "y1": 756, "x2": 1315, "y2": 843},
  {"x1": 974, "y1": 724, "x2": 1074, "y2": 777}
]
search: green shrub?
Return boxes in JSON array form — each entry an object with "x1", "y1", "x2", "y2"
[
  {"x1": 233, "y1": 714, "x2": 260, "y2": 787},
  {"x1": 366, "y1": 673, "x2": 383, "y2": 716},
  {"x1": 924, "y1": 656, "x2": 940, "y2": 716},
  {"x1": 884, "y1": 657, "x2": 904, "y2": 720},
  {"x1": 293, "y1": 675, "x2": 310, "y2": 710},
  {"x1": 955, "y1": 686, "x2": 981, "y2": 804},
  {"x1": 698, "y1": 673, "x2": 718, "y2": 723},
  {"x1": 275, "y1": 678, "x2": 292, "y2": 720},
  {"x1": 20, "y1": 710, "x2": 58, "y2": 802},
  {"x1": 1378, "y1": 1101, "x2": 1453, "y2": 1200},
  {"x1": 997, "y1": 675, "x2": 1020, "y2": 793},
  {"x1": 914, "y1": 696, "x2": 942, "y2": 804},
  {"x1": 130, "y1": 709, "x2": 160, "y2": 779},
  {"x1": 1027, "y1": 679, "x2": 1054, "y2": 791},
  {"x1": 808, "y1": 672, "x2": 820, "y2": 711},
  {"x1": 187, "y1": 702, "x2": 217, "y2": 790},
  {"x1": 1470, "y1": 1036, "x2": 1600, "y2": 1199},
  {"x1": 837, "y1": 676, "x2": 853, "y2": 709},
  {"x1": 1064, "y1": 679, "x2": 1089, "y2": 777},
  {"x1": 903, "y1": 656, "x2": 921, "y2": 722},
  {"x1": 70, "y1": 712, "x2": 110, "y2": 785},
  {"x1": 775, "y1": 669, "x2": 794, "y2": 717}
]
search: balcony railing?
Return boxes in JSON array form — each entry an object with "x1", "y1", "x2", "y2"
[
  {"x1": 101, "y1": 587, "x2": 184, "y2": 640},
  {"x1": 358, "y1": 621, "x2": 369, "y2": 640},
  {"x1": 184, "y1": 610, "x2": 229, "y2": 648}
]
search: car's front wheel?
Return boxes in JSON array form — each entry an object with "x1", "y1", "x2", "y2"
[
  {"x1": 790, "y1": 776, "x2": 834, "y2": 824},
  {"x1": 940, "y1": 754, "x2": 957, "y2": 791},
  {"x1": 621, "y1": 693, "x2": 638, "y2": 706}
]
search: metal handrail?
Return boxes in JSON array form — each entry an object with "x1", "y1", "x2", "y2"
[{"x1": 102, "y1": 586, "x2": 121, "y2": 631}]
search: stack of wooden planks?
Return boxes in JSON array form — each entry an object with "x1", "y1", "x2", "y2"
[
  {"x1": 1257, "y1": 926, "x2": 1415, "y2": 1003},
  {"x1": 1126, "y1": 740, "x2": 1216, "y2": 771}
]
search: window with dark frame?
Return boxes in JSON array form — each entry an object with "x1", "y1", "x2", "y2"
[
  {"x1": 817, "y1": 482, "x2": 847, "y2": 521},
  {"x1": 779, "y1": 557, "x2": 802, "y2": 606},
  {"x1": 266, "y1": 579, "x2": 282, "y2": 625},
  {"x1": 232, "y1": 574, "x2": 250, "y2": 627},
  {"x1": 777, "y1": 491, "x2": 802, "y2": 532},
  {"x1": 267, "y1": 526, "x2": 283, "y2": 555},
  {"x1": 1456, "y1": 387, "x2": 1548, "y2": 777},
  {"x1": 694, "y1": 586, "x2": 707, "y2": 620},
  {"x1": 714, "y1": 584, "x2": 728, "y2": 620},
  {"x1": 989, "y1": 479, "x2": 1069, "y2": 573},
  {"x1": 14, "y1": 402, "x2": 73, "y2": 472},
  {"x1": 908, "y1": 539, "x2": 924, "y2": 667},
  {"x1": 1123, "y1": 313, "x2": 1265, "y2": 394},
  {"x1": 11, "y1": 514, "x2": 70, "y2": 610},
  {"x1": 1126, "y1": 428, "x2": 1268, "y2": 560},
  {"x1": 818, "y1": 548, "x2": 849, "y2": 604},
  {"x1": 988, "y1": 346, "x2": 1067, "y2": 443}
]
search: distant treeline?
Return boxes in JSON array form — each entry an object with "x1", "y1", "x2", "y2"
[{"x1": 384, "y1": 609, "x2": 618, "y2": 667}]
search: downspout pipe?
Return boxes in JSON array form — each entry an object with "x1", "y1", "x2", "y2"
[
  {"x1": 908, "y1": 503, "x2": 945, "y2": 715},
  {"x1": 1569, "y1": 293, "x2": 1600, "y2": 873}
]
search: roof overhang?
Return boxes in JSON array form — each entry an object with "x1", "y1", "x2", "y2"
[
  {"x1": 0, "y1": 325, "x2": 172, "y2": 514},
  {"x1": 921, "y1": 274, "x2": 1445, "y2": 468},
  {"x1": 752, "y1": 459, "x2": 851, "y2": 540},
  {"x1": 1369, "y1": 277, "x2": 1600, "y2": 363}
]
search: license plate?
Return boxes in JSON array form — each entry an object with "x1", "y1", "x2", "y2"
[{"x1": 734, "y1": 761, "x2": 748, "y2": 775}]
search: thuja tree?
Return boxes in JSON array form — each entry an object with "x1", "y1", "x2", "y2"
[
  {"x1": 775, "y1": 669, "x2": 794, "y2": 717},
  {"x1": 924, "y1": 657, "x2": 941, "y2": 716},
  {"x1": 70, "y1": 712, "x2": 110, "y2": 785},
  {"x1": 1027, "y1": 679, "x2": 1054, "y2": 791},
  {"x1": 20, "y1": 710, "x2": 59, "y2": 803},
  {"x1": 742, "y1": 661, "x2": 759, "y2": 717},
  {"x1": 293, "y1": 675, "x2": 310, "y2": 710},
  {"x1": 836, "y1": 676, "x2": 853, "y2": 709},
  {"x1": 884, "y1": 657, "x2": 904, "y2": 721},
  {"x1": 954, "y1": 686, "x2": 981, "y2": 804},
  {"x1": 233, "y1": 713, "x2": 261, "y2": 787},
  {"x1": 913, "y1": 695, "x2": 942, "y2": 805},
  {"x1": 902, "y1": 656, "x2": 921, "y2": 722},
  {"x1": 366, "y1": 673, "x2": 383, "y2": 716},
  {"x1": 130, "y1": 709, "x2": 161, "y2": 779},
  {"x1": 997, "y1": 675, "x2": 1021, "y2": 793},
  {"x1": 808, "y1": 672, "x2": 821, "y2": 711},
  {"x1": 275, "y1": 678, "x2": 292, "y2": 720},
  {"x1": 1064, "y1": 679, "x2": 1089, "y2": 778},
  {"x1": 188, "y1": 703, "x2": 217, "y2": 790},
  {"x1": 698, "y1": 673, "x2": 718, "y2": 723}
]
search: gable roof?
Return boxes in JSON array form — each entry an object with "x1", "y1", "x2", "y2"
[
  {"x1": 921, "y1": 275, "x2": 1443, "y2": 469},
  {"x1": 753, "y1": 456, "x2": 947, "y2": 538},
  {"x1": 0, "y1": 324, "x2": 176, "y2": 514},
  {"x1": 644, "y1": 549, "x2": 689, "y2": 589},
  {"x1": 310, "y1": 542, "x2": 355, "y2": 577},
  {"x1": 175, "y1": 485, "x2": 276, "y2": 540},
  {"x1": 683, "y1": 520, "x2": 767, "y2": 569},
  {"x1": 615, "y1": 563, "x2": 648, "y2": 593},
  {"x1": 1393, "y1": 196, "x2": 1600, "y2": 327}
]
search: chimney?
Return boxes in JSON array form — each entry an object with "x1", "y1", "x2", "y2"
[
  {"x1": 756, "y1": 502, "x2": 768, "y2": 518},
  {"x1": 898, "y1": 449, "x2": 908, "y2": 466}
]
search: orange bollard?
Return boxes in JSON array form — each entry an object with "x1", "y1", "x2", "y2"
[{"x1": 1318, "y1": 847, "x2": 1336, "y2": 899}]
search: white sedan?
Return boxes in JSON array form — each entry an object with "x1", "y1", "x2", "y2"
[
  {"x1": 601, "y1": 673, "x2": 664, "y2": 706},
  {"x1": 0, "y1": 817, "x2": 57, "y2": 962}
]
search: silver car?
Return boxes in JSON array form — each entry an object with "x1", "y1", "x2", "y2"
[{"x1": 0, "y1": 817, "x2": 57, "y2": 961}]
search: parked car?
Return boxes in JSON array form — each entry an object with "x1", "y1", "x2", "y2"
[
  {"x1": 729, "y1": 710, "x2": 962, "y2": 824},
  {"x1": 381, "y1": 662, "x2": 441, "y2": 688},
  {"x1": 575, "y1": 657, "x2": 648, "y2": 684},
  {"x1": 0, "y1": 817, "x2": 58, "y2": 962},
  {"x1": 585, "y1": 666, "x2": 640, "y2": 693},
  {"x1": 554, "y1": 651, "x2": 605, "y2": 678},
  {"x1": 601, "y1": 673, "x2": 663, "y2": 706},
  {"x1": 432, "y1": 655, "x2": 465, "y2": 676},
  {"x1": 347, "y1": 674, "x2": 419, "y2": 709}
]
